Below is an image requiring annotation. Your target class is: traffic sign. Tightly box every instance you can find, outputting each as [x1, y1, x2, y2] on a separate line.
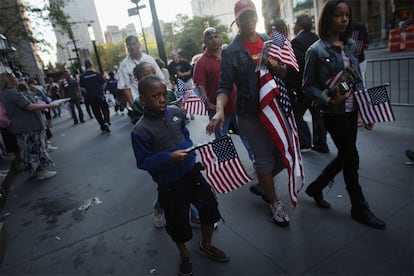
[128, 5, 146, 16]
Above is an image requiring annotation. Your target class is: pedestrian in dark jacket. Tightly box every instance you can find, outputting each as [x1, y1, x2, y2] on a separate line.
[302, 0, 385, 229]
[131, 75, 228, 276]
[60, 71, 84, 125]
[285, 14, 329, 153]
[80, 60, 110, 133]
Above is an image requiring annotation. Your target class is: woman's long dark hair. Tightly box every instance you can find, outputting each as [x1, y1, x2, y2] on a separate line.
[318, 0, 353, 41]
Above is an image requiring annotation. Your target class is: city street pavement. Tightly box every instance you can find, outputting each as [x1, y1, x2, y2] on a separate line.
[0, 101, 412, 275]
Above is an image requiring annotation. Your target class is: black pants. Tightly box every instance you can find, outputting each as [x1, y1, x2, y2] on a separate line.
[313, 111, 360, 194]
[69, 99, 84, 123]
[115, 90, 127, 112]
[89, 96, 110, 129]
[158, 165, 220, 243]
[84, 99, 94, 118]
[293, 96, 327, 149]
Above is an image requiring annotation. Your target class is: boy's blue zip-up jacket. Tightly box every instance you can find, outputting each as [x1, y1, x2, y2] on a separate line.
[131, 105, 196, 185]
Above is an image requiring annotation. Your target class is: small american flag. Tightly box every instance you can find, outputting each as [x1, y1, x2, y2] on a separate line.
[354, 85, 395, 124]
[176, 78, 207, 116]
[267, 30, 299, 72]
[198, 136, 252, 194]
[352, 30, 364, 55]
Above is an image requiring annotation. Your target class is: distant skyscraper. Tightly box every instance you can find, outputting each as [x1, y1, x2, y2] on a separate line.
[104, 24, 139, 44]
[105, 26, 123, 44]
[54, 0, 104, 67]
[191, 0, 235, 35]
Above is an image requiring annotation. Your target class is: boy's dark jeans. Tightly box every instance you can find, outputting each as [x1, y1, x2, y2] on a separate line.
[158, 163, 220, 243]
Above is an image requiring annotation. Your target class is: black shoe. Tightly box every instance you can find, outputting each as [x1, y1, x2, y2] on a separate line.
[305, 186, 331, 209]
[312, 145, 329, 153]
[405, 150, 414, 161]
[351, 208, 386, 229]
[249, 183, 270, 203]
[104, 123, 111, 132]
[80, 120, 85, 123]
[74, 121, 78, 125]
[199, 242, 229, 262]
[179, 257, 193, 276]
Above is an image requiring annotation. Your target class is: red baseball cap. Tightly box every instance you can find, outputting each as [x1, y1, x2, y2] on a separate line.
[234, 0, 256, 19]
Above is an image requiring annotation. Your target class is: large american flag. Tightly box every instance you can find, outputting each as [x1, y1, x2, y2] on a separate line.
[258, 30, 304, 206]
[267, 30, 299, 72]
[176, 78, 207, 115]
[354, 85, 395, 124]
[198, 136, 252, 194]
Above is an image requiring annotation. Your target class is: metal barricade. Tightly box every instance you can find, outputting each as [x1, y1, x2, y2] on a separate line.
[366, 56, 414, 106]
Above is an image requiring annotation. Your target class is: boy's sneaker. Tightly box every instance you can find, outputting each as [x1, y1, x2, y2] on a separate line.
[36, 170, 57, 181]
[179, 257, 193, 276]
[153, 209, 166, 228]
[47, 145, 58, 152]
[270, 201, 289, 227]
[199, 242, 229, 262]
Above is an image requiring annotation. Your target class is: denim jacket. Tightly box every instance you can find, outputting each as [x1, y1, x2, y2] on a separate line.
[218, 33, 269, 115]
[303, 38, 363, 113]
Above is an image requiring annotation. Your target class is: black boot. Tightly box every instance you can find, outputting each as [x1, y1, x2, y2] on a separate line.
[305, 183, 331, 209]
[349, 189, 386, 229]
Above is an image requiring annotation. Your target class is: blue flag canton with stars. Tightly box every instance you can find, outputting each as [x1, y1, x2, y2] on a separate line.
[271, 30, 286, 49]
[176, 78, 188, 93]
[212, 137, 238, 163]
[274, 76, 291, 117]
[367, 86, 389, 105]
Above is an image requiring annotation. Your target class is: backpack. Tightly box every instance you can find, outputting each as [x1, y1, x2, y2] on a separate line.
[0, 101, 11, 128]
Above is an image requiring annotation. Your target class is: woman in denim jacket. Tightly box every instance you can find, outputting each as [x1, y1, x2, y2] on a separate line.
[302, 0, 385, 229]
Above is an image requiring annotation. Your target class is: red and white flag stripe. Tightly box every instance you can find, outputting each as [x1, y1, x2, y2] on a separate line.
[259, 69, 304, 206]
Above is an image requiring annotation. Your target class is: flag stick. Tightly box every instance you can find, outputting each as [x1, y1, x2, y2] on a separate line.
[187, 131, 233, 152]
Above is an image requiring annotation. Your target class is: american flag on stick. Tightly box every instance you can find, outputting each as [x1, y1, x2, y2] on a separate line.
[354, 85, 395, 124]
[258, 30, 304, 206]
[267, 30, 299, 72]
[176, 78, 207, 116]
[196, 135, 252, 194]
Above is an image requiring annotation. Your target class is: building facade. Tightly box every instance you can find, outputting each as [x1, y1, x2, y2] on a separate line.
[0, 0, 45, 82]
[54, 0, 104, 70]
[263, 0, 413, 47]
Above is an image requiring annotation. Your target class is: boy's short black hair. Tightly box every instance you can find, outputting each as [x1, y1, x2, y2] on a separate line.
[138, 75, 163, 96]
[133, 62, 151, 80]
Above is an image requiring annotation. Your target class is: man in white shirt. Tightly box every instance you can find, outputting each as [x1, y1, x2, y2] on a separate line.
[117, 35, 164, 106]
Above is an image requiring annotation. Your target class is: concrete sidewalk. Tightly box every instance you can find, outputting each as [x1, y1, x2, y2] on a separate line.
[0, 104, 412, 275]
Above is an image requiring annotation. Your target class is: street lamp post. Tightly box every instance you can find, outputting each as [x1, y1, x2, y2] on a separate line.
[88, 24, 103, 74]
[129, 0, 149, 53]
[149, 0, 167, 64]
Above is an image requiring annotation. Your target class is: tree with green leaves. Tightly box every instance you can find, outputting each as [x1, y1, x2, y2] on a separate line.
[0, 0, 71, 57]
[163, 14, 230, 61]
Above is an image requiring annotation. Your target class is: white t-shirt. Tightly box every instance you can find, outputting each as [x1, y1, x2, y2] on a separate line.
[117, 53, 164, 100]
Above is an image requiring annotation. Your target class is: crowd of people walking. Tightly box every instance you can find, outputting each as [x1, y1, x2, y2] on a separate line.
[0, 1, 393, 275]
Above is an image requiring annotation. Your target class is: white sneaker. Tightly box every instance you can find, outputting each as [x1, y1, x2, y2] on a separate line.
[153, 209, 166, 228]
[270, 201, 289, 226]
[47, 145, 58, 152]
[36, 170, 57, 180]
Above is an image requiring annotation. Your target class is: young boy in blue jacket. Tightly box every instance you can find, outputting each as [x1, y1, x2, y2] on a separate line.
[131, 75, 228, 276]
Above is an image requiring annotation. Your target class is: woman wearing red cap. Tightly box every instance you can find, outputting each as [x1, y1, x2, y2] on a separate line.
[207, 0, 290, 227]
